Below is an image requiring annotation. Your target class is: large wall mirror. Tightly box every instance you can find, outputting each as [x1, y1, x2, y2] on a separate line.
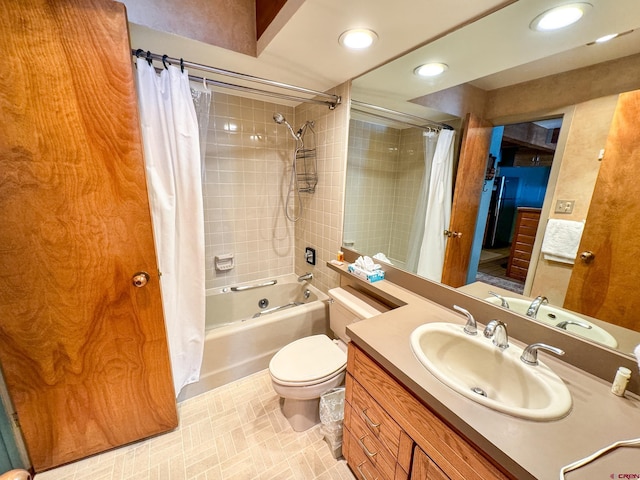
[344, 0, 640, 358]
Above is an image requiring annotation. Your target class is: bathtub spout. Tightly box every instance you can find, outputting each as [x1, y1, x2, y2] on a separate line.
[297, 272, 313, 282]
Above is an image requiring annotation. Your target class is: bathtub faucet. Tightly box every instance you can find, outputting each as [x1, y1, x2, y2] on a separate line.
[297, 272, 313, 282]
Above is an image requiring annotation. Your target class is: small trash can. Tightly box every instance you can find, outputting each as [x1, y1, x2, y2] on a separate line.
[319, 387, 345, 458]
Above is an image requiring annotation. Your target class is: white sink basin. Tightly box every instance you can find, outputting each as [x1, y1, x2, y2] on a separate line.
[410, 322, 572, 421]
[484, 296, 618, 348]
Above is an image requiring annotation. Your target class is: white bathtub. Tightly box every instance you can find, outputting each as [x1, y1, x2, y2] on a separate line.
[177, 274, 330, 402]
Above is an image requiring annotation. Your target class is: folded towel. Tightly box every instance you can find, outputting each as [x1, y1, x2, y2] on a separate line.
[373, 252, 392, 265]
[540, 218, 585, 264]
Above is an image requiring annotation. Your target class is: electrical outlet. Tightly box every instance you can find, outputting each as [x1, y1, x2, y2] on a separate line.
[554, 200, 575, 214]
[305, 247, 316, 265]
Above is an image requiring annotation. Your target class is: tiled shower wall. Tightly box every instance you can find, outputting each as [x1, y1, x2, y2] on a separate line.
[388, 127, 425, 262]
[344, 119, 400, 256]
[344, 119, 425, 264]
[203, 84, 350, 294]
[203, 93, 297, 290]
[294, 83, 350, 294]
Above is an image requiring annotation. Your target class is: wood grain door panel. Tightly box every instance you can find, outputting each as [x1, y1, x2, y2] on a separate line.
[441, 114, 493, 287]
[0, 0, 177, 471]
[564, 90, 640, 331]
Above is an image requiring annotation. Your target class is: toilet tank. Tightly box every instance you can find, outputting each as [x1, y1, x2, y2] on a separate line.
[328, 286, 386, 343]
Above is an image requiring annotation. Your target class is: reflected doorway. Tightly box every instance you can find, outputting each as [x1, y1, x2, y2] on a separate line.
[469, 117, 563, 293]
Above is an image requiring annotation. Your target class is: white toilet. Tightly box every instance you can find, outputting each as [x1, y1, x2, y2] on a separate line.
[269, 286, 384, 431]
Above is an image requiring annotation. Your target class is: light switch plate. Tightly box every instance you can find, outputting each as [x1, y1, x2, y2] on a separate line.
[555, 200, 575, 214]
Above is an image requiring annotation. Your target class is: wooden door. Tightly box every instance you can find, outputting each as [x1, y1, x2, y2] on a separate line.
[0, 0, 178, 471]
[563, 90, 640, 331]
[441, 114, 493, 287]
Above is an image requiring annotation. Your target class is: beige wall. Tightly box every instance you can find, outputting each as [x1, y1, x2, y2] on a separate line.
[528, 95, 619, 304]
[122, 0, 257, 56]
[293, 83, 351, 294]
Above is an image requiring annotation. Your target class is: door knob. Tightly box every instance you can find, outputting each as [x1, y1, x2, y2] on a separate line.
[579, 251, 595, 263]
[132, 271, 150, 287]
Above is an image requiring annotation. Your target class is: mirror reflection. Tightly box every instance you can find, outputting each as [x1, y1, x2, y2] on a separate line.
[344, 0, 640, 355]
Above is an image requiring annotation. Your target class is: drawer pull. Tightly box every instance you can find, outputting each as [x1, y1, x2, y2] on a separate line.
[361, 408, 381, 431]
[357, 460, 379, 480]
[358, 435, 377, 458]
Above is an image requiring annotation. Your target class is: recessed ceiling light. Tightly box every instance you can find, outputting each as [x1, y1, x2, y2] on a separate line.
[594, 33, 619, 43]
[587, 29, 634, 45]
[530, 3, 592, 32]
[414, 63, 448, 78]
[338, 29, 378, 50]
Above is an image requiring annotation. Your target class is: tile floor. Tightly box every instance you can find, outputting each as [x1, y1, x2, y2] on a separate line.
[34, 370, 356, 480]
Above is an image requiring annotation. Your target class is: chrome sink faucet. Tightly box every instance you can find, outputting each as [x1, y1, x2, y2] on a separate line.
[483, 320, 509, 351]
[526, 295, 548, 318]
[520, 343, 565, 366]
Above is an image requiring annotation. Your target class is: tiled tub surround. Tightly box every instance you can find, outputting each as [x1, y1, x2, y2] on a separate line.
[34, 370, 355, 480]
[203, 83, 351, 296]
[177, 274, 330, 402]
[203, 93, 297, 290]
[344, 119, 425, 264]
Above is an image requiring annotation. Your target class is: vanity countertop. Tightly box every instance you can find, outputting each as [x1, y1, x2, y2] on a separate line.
[341, 274, 640, 479]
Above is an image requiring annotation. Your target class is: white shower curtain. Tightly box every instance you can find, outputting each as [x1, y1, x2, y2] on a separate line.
[405, 131, 438, 272]
[135, 58, 205, 397]
[416, 129, 455, 282]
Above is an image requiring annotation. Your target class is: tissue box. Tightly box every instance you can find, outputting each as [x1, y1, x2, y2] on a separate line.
[347, 264, 385, 283]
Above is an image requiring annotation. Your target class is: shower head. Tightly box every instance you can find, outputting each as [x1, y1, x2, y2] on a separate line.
[273, 112, 299, 140]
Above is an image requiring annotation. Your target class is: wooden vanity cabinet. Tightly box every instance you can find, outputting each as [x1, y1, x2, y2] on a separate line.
[344, 343, 512, 480]
[411, 446, 449, 480]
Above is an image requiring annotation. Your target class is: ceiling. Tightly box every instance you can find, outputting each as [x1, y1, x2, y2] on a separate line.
[129, 0, 640, 119]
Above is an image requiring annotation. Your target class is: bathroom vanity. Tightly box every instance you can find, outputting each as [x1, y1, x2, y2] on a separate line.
[331, 265, 640, 479]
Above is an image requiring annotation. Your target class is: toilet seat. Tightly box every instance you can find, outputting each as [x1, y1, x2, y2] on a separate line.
[269, 334, 347, 387]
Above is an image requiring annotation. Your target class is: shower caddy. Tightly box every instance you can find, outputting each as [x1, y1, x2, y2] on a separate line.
[295, 121, 317, 194]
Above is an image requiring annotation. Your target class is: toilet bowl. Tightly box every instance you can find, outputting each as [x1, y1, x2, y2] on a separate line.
[269, 334, 347, 431]
[269, 286, 384, 431]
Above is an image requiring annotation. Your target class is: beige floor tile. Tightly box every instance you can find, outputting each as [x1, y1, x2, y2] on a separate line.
[33, 370, 355, 480]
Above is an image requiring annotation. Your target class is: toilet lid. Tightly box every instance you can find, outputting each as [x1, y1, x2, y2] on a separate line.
[269, 334, 347, 384]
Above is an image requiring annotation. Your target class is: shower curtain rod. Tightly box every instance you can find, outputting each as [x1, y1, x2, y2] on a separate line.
[351, 107, 442, 132]
[351, 100, 453, 130]
[132, 49, 341, 109]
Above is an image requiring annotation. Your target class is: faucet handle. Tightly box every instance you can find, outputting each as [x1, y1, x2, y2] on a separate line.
[488, 291, 509, 308]
[520, 343, 565, 366]
[453, 305, 477, 336]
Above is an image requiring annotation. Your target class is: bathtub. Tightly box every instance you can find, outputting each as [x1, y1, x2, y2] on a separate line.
[177, 274, 330, 402]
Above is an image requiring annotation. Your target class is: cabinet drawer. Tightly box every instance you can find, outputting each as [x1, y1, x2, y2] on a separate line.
[344, 425, 392, 480]
[345, 401, 397, 480]
[349, 375, 402, 457]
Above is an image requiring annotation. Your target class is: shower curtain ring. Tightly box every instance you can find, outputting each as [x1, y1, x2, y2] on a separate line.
[162, 54, 170, 69]
[180, 58, 184, 73]
[146, 50, 153, 66]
